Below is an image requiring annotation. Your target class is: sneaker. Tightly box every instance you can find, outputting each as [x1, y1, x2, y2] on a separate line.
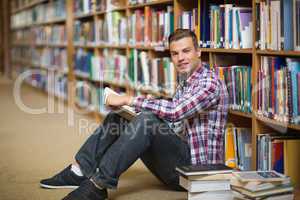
[62, 179, 108, 200]
[40, 165, 87, 189]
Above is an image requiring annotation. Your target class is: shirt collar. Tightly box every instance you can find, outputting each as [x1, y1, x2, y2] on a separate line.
[186, 62, 205, 85]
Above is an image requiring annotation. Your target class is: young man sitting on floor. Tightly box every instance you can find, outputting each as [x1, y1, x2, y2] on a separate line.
[40, 29, 229, 200]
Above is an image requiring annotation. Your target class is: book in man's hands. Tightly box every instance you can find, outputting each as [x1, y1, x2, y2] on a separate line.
[104, 87, 139, 120]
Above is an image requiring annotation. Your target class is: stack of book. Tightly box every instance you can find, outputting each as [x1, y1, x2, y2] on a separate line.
[176, 164, 234, 200]
[231, 171, 294, 200]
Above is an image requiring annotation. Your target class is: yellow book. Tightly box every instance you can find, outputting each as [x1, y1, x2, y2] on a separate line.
[225, 125, 237, 168]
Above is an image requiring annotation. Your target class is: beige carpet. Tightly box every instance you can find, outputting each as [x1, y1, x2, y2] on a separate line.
[0, 77, 186, 200]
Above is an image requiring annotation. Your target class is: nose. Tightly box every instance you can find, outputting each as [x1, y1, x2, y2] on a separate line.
[178, 52, 184, 61]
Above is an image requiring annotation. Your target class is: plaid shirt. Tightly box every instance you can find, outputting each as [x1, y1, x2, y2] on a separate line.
[133, 63, 229, 165]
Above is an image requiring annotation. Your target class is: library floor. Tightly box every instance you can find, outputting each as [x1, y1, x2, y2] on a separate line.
[0, 76, 186, 200]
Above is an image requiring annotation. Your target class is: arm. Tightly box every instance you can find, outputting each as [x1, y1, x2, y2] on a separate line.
[105, 93, 134, 107]
[133, 78, 220, 122]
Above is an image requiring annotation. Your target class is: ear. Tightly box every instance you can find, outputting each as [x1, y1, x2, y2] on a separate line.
[197, 49, 201, 58]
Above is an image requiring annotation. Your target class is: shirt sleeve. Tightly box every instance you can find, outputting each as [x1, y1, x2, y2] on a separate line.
[132, 77, 220, 122]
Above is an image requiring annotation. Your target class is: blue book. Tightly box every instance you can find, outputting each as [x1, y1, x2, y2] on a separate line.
[283, 0, 294, 50]
[286, 58, 300, 121]
[228, 8, 233, 48]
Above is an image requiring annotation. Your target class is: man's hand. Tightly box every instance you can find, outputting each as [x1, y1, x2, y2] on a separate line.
[106, 93, 134, 107]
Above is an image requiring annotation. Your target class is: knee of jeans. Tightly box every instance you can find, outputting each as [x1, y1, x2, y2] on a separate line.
[106, 111, 119, 119]
[104, 111, 123, 124]
[136, 110, 160, 122]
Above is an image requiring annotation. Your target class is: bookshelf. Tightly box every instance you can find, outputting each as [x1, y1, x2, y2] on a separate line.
[9, 0, 300, 190]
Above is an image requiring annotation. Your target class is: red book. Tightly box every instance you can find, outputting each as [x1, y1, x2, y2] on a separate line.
[271, 140, 284, 174]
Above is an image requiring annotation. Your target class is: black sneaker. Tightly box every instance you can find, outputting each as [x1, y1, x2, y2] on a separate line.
[40, 165, 87, 189]
[62, 179, 108, 200]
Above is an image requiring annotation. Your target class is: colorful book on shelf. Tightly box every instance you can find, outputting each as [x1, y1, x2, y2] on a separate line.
[225, 125, 237, 168]
[215, 65, 252, 113]
[258, 57, 300, 124]
[104, 87, 139, 119]
[257, 133, 300, 172]
[257, 0, 299, 51]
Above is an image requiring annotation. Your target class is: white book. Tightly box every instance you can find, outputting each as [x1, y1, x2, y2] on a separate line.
[187, 190, 233, 200]
[179, 176, 231, 193]
[104, 87, 139, 120]
[224, 4, 233, 49]
[139, 51, 150, 86]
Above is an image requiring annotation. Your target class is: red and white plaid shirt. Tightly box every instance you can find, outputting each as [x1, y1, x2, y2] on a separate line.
[133, 63, 229, 165]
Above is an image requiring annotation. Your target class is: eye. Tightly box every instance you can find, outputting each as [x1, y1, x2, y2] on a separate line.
[183, 48, 191, 53]
[171, 52, 178, 56]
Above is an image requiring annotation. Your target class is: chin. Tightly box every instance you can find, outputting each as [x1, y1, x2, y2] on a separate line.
[178, 69, 191, 74]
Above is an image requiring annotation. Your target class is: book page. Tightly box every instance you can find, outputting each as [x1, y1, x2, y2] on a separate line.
[104, 87, 139, 119]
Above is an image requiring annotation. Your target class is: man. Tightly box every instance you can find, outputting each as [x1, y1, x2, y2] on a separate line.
[40, 29, 229, 200]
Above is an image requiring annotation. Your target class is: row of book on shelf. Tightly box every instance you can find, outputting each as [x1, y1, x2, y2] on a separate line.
[258, 57, 300, 124]
[224, 124, 300, 173]
[73, 5, 174, 47]
[16, 66, 68, 100]
[198, 3, 253, 49]
[74, 48, 176, 94]
[11, 0, 300, 52]
[256, 0, 300, 51]
[12, 25, 67, 45]
[11, 0, 161, 14]
[12, 46, 68, 73]
[11, 0, 66, 28]
[215, 65, 252, 113]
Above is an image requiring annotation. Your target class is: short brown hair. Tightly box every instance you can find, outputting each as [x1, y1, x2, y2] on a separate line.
[168, 29, 198, 49]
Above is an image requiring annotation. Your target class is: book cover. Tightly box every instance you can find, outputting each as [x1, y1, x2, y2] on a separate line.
[271, 140, 284, 173]
[176, 164, 233, 176]
[284, 0, 294, 50]
[233, 171, 289, 182]
[225, 126, 237, 168]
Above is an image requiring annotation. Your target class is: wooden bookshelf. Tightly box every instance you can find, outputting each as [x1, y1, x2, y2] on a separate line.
[255, 114, 300, 132]
[256, 50, 300, 57]
[229, 109, 252, 119]
[200, 48, 253, 54]
[13, 42, 67, 48]
[11, 0, 47, 14]
[9, 0, 300, 192]
[127, 0, 173, 9]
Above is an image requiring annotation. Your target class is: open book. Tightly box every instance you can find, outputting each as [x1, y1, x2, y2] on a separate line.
[104, 87, 139, 120]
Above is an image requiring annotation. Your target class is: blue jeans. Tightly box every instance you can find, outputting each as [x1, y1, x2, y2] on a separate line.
[75, 111, 191, 190]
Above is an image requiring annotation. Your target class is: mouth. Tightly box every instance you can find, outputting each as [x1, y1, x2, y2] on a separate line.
[178, 63, 189, 68]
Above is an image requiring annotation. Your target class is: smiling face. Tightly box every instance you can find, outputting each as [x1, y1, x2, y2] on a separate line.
[169, 36, 201, 75]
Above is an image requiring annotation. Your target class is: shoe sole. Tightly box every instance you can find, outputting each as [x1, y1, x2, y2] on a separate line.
[40, 183, 79, 189]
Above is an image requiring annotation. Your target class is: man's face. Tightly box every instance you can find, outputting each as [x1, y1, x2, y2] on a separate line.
[169, 37, 200, 75]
